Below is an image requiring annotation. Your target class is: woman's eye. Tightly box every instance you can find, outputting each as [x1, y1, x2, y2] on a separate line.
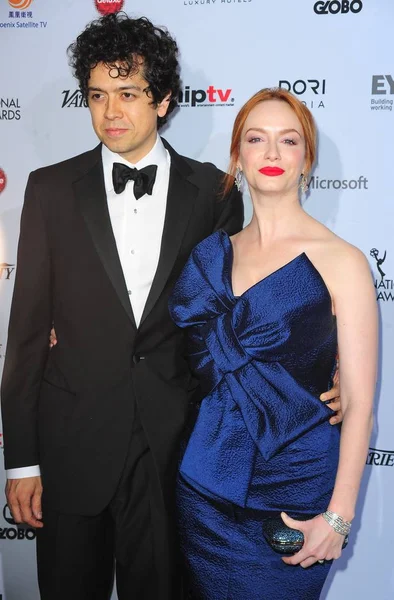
[283, 138, 296, 145]
[248, 137, 263, 143]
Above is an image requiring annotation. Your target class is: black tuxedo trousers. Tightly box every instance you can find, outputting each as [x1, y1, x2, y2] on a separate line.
[1, 139, 243, 599]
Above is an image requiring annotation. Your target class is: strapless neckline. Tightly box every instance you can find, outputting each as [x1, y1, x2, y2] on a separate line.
[220, 230, 333, 312]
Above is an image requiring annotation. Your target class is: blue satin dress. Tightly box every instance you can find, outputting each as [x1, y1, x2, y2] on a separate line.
[169, 230, 339, 600]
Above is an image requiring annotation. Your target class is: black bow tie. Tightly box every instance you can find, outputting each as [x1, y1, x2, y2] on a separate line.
[112, 162, 158, 199]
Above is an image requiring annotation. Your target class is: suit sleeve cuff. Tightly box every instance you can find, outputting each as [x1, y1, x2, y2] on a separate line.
[6, 465, 41, 479]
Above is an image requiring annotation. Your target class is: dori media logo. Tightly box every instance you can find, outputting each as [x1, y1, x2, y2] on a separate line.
[178, 85, 234, 108]
[94, 0, 124, 15]
[0, 169, 7, 194]
[313, 1, 363, 13]
[279, 79, 326, 110]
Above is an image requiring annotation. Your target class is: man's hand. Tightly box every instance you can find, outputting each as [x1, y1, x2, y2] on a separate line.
[320, 367, 343, 425]
[6, 476, 44, 528]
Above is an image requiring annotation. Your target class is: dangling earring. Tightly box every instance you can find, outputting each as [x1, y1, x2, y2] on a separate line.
[300, 173, 308, 193]
[235, 167, 243, 191]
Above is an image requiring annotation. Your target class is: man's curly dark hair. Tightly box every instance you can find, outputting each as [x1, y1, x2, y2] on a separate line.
[67, 13, 180, 128]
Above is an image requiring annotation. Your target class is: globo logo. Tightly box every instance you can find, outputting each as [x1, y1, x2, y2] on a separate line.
[314, 1, 363, 13]
[94, 0, 124, 15]
[3, 505, 15, 526]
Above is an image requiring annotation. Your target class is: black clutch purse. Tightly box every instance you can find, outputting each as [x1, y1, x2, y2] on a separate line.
[262, 515, 349, 555]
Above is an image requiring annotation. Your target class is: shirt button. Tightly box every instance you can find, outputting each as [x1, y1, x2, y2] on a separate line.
[128, 290, 132, 295]
[134, 209, 138, 214]
[130, 249, 135, 255]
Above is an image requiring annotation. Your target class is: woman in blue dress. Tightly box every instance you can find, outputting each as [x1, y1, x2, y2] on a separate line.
[169, 88, 377, 600]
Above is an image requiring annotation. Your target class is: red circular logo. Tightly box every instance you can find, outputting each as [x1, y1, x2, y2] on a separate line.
[9, 0, 33, 8]
[94, 0, 124, 15]
[0, 169, 7, 194]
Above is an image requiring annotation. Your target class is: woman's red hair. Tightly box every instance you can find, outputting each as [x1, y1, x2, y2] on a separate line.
[222, 87, 317, 197]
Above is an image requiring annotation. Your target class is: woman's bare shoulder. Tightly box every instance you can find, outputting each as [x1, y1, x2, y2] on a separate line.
[306, 219, 367, 269]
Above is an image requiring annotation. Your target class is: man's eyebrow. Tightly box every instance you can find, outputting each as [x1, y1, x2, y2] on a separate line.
[87, 85, 143, 93]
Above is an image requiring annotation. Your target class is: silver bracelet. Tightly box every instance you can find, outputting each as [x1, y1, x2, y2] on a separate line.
[321, 510, 352, 536]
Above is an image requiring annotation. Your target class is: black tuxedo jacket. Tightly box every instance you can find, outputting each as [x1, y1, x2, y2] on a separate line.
[1, 138, 243, 516]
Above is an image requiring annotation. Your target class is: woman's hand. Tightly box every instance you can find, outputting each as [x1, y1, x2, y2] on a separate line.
[49, 327, 57, 348]
[280, 512, 345, 568]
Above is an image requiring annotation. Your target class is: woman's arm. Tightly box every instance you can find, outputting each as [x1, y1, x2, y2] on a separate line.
[283, 245, 378, 568]
[325, 247, 377, 521]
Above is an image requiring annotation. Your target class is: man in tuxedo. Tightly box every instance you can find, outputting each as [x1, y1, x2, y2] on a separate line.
[1, 13, 244, 600]
[1, 12, 341, 600]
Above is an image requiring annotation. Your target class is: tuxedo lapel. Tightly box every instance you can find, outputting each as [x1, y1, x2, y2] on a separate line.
[73, 146, 137, 329]
[139, 140, 198, 326]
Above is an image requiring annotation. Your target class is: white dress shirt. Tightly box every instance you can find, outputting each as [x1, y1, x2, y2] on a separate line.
[7, 135, 170, 479]
[104, 135, 170, 326]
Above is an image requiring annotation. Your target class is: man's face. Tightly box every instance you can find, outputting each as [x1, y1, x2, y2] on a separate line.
[87, 62, 170, 163]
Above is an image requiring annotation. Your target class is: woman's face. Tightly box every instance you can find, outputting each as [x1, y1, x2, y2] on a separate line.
[237, 99, 306, 197]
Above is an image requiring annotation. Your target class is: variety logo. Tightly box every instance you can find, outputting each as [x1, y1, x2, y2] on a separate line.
[309, 175, 368, 190]
[370, 75, 393, 112]
[366, 447, 394, 467]
[94, 0, 124, 15]
[61, 90, 88, 109]
[0, 263, 15, 280]
[1, 505, 36, 541]
[0, 98, 21, 121]
[314, 0, 363, 13]
[370, 248, 393, 302]
[279, 79, 326, 109]
[0, 169, 6, 194]
[178, 85, 234, 108]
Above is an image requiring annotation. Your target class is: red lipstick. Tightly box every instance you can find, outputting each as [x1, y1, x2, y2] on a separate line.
[259, 167, 285, 176]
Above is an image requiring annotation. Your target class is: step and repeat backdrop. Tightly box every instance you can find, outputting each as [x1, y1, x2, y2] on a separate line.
[0, 0, 393, 598]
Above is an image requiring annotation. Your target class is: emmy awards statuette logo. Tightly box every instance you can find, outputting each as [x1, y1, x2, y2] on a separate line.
[370, 248, 386, 282]
[370, 248, 394, 301]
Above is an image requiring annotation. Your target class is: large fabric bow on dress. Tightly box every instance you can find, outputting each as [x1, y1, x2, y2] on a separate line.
[169, 231, 337, 508]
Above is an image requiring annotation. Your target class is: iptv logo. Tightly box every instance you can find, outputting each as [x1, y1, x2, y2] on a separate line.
[178, 86, 234, 107]
[371, 75, 394, 95]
